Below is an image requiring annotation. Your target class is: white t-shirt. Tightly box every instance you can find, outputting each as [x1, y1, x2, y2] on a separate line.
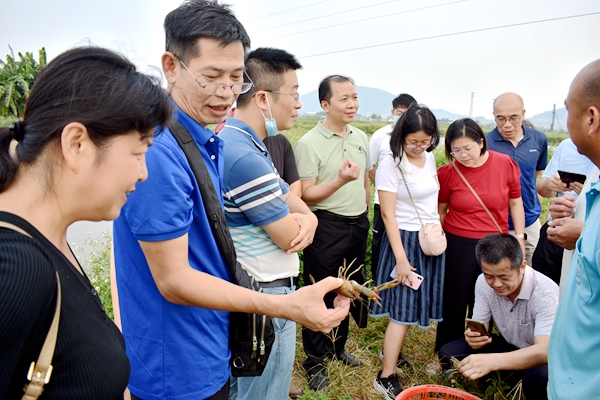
[376, 152, 440, 231]
[369, 124, 393, 205]
[472, 266, 558, 349]
[560, 165, 600, 295]
[542, 138, 594, 201]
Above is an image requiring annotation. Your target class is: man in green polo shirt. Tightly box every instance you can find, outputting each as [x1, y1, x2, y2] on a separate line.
[294, 75, 372, 391]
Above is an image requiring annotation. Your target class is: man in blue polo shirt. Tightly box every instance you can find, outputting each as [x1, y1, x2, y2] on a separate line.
[112, 3, 349, 399]
[548, 58, 600, 399]
[486, 93, 548, 267]
[219, 47, 315, 400]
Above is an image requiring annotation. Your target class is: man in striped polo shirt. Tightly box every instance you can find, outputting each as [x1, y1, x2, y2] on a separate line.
[219, 47, 316, 400]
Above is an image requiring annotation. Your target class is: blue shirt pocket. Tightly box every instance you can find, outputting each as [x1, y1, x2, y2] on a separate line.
[574, 243, 593, 303]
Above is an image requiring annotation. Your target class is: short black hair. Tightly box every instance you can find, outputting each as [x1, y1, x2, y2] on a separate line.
[475, 234, 524, 270]
[237, 47, 302, 109]
[318, 74, 355, 105]
[392, 93, 416, 110]
[444, 118, 487, 161]
[389, 103, 440, 161]
[164, 0, 251, 63]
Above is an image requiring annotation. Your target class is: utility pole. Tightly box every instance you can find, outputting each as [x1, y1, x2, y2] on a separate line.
[469, 92, 474, 118]
[551, 103, 556, 131]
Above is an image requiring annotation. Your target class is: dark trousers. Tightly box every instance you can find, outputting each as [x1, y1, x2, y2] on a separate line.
[532, 222, 563, 285]
[439, 335, 548, 400]
[302, 210, 369, 373]
[370, 204, 385, 280]
[130, 379, 230, 400]
[435, 231, 481, 352]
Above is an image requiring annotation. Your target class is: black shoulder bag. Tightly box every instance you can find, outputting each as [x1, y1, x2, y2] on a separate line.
[168, 120, 275, 377]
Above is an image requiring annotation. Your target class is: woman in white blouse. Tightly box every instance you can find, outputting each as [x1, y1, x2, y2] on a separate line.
[371, 104, 445, 399]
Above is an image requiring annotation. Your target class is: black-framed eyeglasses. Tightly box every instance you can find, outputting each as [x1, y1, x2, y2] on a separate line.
[262, 89, 301, 103]
[176, 56, 254, 95]
[494, 114, 522, 124]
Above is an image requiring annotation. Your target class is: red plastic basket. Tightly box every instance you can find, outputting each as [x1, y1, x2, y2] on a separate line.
[397, 385, 482, 400]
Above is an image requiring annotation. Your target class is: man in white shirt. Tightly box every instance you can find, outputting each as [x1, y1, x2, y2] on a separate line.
[439, 234, 558, 400]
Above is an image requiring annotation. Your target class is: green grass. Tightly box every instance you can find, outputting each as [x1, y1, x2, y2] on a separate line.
[77, 115, 567, 399]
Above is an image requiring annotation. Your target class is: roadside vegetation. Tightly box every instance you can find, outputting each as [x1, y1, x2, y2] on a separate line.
[0, 46, 46, 117]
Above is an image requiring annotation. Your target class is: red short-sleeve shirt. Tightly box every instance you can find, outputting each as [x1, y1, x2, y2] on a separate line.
[438, 150, 521, 239]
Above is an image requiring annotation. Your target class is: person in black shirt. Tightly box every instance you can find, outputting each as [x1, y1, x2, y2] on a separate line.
[0, 47, 172, 399]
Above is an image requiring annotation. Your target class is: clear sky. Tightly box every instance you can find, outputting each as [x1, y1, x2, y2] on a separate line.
[2, 0, 599, 118]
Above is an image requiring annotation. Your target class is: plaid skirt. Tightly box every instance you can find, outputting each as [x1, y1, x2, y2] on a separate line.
[370, 229, 445, 328]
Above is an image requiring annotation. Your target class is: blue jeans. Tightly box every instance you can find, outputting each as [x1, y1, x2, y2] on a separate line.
[229, 285, 296, 400]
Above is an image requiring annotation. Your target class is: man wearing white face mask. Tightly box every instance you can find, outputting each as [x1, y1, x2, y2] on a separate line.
[369, 93, 417, 278]
[218, 47, 316, 400]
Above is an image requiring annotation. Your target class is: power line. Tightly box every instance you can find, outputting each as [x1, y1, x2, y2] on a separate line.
[274, 0, 468, 39]
[299, 11, 600, 59]
[248, 0, 332, 22]
[258, 0, 403, 32]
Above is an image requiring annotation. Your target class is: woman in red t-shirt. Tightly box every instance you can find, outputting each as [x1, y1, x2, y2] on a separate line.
[434, 118, 526, 352]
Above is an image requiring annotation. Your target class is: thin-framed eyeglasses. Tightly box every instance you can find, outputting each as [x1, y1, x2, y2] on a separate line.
[262, 89, 301, 103]
[450, 146, 476, 157]
[405, 142, 431, 149]
[176, 56, 254, 95]
[494, 114, 522, 124]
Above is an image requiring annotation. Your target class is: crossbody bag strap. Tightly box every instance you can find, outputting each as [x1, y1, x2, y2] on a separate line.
[397, 165, 423, 225]
[168, 120, 237, 271]
[0, 221, 62, 400]
[451, 161, 503, 233]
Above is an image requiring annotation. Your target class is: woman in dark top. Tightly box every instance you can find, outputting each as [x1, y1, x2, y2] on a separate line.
[0, 47, 172, 399]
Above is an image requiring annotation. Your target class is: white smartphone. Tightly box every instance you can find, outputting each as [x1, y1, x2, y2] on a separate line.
[390, 267, 424, 290]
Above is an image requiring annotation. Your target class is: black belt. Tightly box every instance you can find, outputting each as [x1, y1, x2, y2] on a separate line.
[314, 209, 368, 224]
[258, 276, 297, 288]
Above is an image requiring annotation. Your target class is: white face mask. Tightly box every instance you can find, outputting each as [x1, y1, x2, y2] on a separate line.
[260, 94, 278, 137]
[393, 115, 401, 125]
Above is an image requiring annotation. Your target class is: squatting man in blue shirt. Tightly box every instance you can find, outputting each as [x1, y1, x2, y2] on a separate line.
[439, 233, 558, 400]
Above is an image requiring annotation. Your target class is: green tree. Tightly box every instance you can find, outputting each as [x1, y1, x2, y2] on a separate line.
[0, 46, 46, 118]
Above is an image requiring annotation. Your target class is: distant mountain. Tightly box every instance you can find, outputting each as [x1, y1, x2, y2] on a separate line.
[299, 86, 472, 121]
[431, 109, 467, 121]
[528, 108, 567, 131]
[298, 85, 567, 131]
[299, 86, 395, 118]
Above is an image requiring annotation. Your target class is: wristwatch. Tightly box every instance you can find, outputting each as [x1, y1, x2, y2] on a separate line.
[514, 233, 527, 240]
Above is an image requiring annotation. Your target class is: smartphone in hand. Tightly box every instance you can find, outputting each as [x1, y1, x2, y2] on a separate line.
[390, 267, 424, 290]
[558, 170, 587, 186]
[466, 318, 489, 337]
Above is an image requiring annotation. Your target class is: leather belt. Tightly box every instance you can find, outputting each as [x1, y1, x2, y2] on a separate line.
[258, 276, 297, 288]
[314, 209, 368, 224]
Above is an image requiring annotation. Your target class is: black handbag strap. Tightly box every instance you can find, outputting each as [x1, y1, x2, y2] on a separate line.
[168, 120, 237, 271]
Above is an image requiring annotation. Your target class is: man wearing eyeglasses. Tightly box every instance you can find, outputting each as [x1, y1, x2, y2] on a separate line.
[218, 47, 315, 400]
[112, 3, 350, 400]
[486, 93, 548, 267]
[294, 75, 372, 391]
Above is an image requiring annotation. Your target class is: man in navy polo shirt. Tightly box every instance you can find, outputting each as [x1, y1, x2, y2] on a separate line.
[486, 93, 548, 267]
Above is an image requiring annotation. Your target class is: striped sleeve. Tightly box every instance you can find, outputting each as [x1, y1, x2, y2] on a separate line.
[224, 153, 289, 228]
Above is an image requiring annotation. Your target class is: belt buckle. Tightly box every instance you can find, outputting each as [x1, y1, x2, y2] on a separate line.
[348, 215, 359, 224]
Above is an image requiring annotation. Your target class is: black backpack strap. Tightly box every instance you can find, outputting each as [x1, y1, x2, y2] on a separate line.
[168, 120, 237, 271]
